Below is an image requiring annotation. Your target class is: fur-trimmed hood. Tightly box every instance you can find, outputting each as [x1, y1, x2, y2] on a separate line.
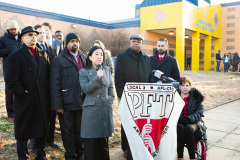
[189, 87, 204, 104]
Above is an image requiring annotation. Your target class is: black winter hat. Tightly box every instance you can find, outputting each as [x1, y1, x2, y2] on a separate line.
[19, 26, 39, 39]
[66, 32, 80, 45]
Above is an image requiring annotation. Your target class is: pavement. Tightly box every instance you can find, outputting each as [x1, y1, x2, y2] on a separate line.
[109, 99, 240, 160]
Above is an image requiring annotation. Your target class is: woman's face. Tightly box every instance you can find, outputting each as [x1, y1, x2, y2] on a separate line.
[180, 82, 191, 94]
[89, 49, 103, 67]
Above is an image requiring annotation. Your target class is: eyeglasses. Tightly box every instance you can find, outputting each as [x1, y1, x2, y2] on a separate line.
[27, 33, 37, 37]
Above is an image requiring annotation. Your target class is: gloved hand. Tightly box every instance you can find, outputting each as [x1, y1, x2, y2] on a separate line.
[178, 117, 190, 126]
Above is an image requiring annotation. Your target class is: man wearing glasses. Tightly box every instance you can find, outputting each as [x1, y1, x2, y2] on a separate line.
[6, 26, 50, 160]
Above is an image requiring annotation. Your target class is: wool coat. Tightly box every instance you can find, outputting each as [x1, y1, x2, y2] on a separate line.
[6, 43, 50, 139]
[79, 66, 114, 138]
[0, 32, 22, 79]
[115, 48, 152, 98]
[150, 53, 180, 83]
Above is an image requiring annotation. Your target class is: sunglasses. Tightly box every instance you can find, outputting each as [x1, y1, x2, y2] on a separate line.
[27, 33, 37, 37]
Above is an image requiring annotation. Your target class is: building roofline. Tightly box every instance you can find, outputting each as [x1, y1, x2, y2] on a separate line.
[221, 1, 240, 7]
[0, 2, 140, 29]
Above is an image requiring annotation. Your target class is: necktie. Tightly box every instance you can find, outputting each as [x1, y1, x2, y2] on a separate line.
[40, 43, 47, 53]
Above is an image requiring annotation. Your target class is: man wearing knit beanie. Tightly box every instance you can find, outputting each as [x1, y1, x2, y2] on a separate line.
[50, 32, 85, 160]
[0, 19, 22, 123]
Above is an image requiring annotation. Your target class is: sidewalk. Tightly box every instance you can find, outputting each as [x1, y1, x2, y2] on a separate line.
[109, 99, 240, 160]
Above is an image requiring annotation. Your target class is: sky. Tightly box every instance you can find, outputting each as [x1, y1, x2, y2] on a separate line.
[0, 0, 239, 22]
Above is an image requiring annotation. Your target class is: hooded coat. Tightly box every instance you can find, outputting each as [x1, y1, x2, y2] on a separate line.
[0, 31, 22, 79]
[179, 88, 204, 124]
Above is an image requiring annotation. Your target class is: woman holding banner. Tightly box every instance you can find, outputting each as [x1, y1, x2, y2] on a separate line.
[177, 76, 204, 160]
[79, 46, 115, 160]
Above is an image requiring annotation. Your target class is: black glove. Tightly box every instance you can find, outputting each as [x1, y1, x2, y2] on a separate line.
[178, 117, 190, 126]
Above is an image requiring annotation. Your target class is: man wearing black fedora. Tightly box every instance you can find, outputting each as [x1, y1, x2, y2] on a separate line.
[6, 26, 50, 160]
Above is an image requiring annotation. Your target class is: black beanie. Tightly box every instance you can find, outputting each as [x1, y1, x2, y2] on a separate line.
[66, 32, 80, 45]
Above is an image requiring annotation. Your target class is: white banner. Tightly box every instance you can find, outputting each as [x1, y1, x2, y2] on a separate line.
[119, 83, 184, 160]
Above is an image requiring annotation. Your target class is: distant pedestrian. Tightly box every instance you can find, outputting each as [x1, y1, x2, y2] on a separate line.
[186, 55, 191, 70]
[222, 53, 230, 72]
[0, 20, 22, 123]
[216, 50, 221, 72]
[232, 52, 239, 72]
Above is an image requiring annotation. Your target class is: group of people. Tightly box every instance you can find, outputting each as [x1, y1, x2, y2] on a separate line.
[0, 19, 205, 160]
[216, 50, 240, 72]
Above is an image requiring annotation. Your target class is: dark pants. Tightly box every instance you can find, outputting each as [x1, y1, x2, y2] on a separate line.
[224, 63, 229, 72]
[121, 125, 133, 160]
[46, 110, 56, 143]
[17, 136, 46, 160]
[84, 138, 109, 160]
[177, 123, 197, 159]
[233, 64, 238, 72]
[5, 82, 14, 118]
[58, 110, 84, 159]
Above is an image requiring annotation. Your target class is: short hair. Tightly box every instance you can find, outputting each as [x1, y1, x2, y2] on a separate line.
[55, 30, 62, 34]
[42, 22, 53, 30]
[179, 76, 192, 86]
[34, 24, 43, 30]
[92, 40, 105, 50]
[157, 38, 168, 45]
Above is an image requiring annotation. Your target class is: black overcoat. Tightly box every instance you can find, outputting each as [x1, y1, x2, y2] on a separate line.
[150, 53, 180, 82]
[115, 48, 152, 98]
[6, 43, 50, 139]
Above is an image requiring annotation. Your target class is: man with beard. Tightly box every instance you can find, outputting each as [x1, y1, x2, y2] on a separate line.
[0, 20, 22, 123]
[115, 34, 152, 160]
[6, 26, 50, 160]
[150, 38, 180, 82]
[50, 32, 85, 160]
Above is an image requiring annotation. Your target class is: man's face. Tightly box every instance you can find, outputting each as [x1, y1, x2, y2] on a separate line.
[67, 39, 79, 53]
[55, 32, 63, 41]
[157, 41, 168, 55]
[42, 25, 52, 39]
[8, 28, 19, 36]
[22, 32, 37, 47]
[36, 28, 46, 43]
[130, 39, 143, 53]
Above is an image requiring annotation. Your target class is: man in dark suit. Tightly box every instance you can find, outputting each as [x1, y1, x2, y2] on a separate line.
[115, 34, 152, 160]
[6, 26, 50, 160]
[42, 22, 63, 55]
[150, 38, 180, 82]
[50, 32, 85, 160]
[34, 24, 59, 149]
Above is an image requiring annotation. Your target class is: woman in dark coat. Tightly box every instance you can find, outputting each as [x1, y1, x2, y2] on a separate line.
[177, 76, 204, 160]
[79, 46, 115, 160]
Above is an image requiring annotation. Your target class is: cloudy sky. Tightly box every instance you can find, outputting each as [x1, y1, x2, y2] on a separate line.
[0, 0, 238, 22]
